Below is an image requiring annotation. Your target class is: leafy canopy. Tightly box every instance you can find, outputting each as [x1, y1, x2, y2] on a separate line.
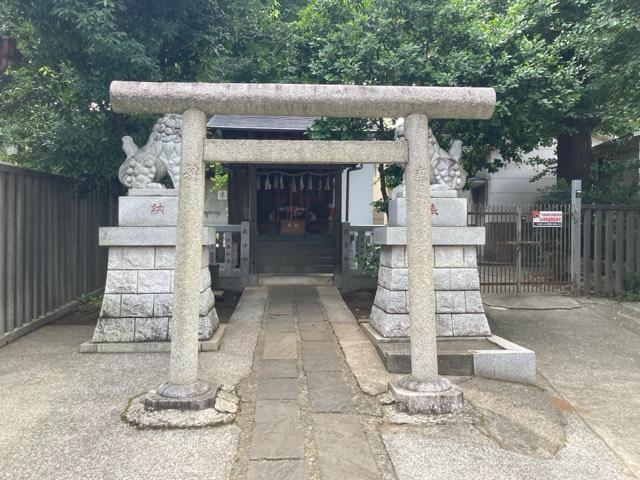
[1, 0, 638, 194]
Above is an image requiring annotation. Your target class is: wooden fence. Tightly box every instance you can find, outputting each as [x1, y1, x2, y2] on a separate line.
[0, 164, 111, 347]
[582, 205, 640, 295]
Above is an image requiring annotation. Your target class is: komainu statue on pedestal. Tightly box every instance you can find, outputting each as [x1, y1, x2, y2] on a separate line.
[395, 118, 466, 190]
[118, 114, 183, 189]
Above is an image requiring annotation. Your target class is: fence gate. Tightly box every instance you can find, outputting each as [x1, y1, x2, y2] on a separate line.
[468, 204, 572, 293]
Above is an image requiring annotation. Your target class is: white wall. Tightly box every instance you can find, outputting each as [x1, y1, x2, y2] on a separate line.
[341, 164, 374, 224]
[468, 146, 557, 206]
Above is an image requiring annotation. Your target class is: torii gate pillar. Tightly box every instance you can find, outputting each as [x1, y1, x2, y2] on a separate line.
[388, 113, 463, 414]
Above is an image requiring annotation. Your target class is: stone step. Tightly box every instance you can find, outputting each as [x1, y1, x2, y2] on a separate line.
[256, 249, 334, 257]
[257, 266, 334, 275]
[258, 274, 334, 286]
[257, 245, 334, 254]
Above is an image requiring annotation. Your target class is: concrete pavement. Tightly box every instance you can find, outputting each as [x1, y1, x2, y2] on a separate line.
[486, 294, 640, 478]
[0, 288, 638, 479]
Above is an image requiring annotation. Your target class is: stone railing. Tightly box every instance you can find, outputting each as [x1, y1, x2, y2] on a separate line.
[341, 223, 376, 275]
[208, 222, 250, 285]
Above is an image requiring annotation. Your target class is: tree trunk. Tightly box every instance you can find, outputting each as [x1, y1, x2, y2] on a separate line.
[378, 163, 388, 203]
[556, 121, 593, 184]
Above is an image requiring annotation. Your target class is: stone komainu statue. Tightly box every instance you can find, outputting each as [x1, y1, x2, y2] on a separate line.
[118, 114, 183, 189]
[395, 118, 466, 190]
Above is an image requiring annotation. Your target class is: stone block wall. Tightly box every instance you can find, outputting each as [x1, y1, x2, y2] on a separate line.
[93, 245, 218, 342]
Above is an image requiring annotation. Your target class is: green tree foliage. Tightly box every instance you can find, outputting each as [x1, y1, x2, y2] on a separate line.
[0, 0, 266, 189]
[281, 0, 581, 178]
[1, 0, 637, 194]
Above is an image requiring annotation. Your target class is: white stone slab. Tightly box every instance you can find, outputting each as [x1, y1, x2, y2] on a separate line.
[100, 294, 121, 317]
[128, 189, 179, 197]
[378, 265, 408, 290]
[436, 314, 453, 336]
[370, 305, 410, 337]
[379, 245, 407, 268]
[138, 270, 172, 293]
[431, 197, 467, 227]
[105, 270, 138, 294]
[434, 246, 464, 267]
[431, 186, 458, 198]
[389, 196, 467, 227]
[435, 291, 466, 313]
[473, 335, 536, 384]
[388, 198, 406, 227]
[373, 226, 406, 245]
[451, 313, 490, 336]
[121, 294, 154, 317]
[99, 227, 216, 246]
[374, 286, 407, 314]
[373, 226, 485, 246]
[119, 195, 179, 226]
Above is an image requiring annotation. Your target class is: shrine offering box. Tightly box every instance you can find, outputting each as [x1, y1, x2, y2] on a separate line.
[280, 219, 305, 235]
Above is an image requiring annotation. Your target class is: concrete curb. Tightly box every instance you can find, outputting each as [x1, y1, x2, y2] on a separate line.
[361, 322, 536, 384]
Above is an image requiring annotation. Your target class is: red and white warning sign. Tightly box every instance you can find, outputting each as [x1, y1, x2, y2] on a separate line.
[532, 210, 563, 227]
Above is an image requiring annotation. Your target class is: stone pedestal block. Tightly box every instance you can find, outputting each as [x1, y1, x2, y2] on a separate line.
[369, 189, 490, 340]
[91, 191, 219, 346]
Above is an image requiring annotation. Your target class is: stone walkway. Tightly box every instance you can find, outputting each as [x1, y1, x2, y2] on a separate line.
[231, 286, 395, 480]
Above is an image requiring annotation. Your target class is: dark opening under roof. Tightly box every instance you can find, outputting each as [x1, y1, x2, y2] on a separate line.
[207, 115, 318, 132]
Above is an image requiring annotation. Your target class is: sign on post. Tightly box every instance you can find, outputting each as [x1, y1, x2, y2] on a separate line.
[532, 210, 563, 228]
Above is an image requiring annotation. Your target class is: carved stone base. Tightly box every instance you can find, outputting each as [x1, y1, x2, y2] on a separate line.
[389, 375, 463, 415]
[144, 381, 218, 411]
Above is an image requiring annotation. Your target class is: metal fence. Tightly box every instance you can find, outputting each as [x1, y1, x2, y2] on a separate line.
[582, 205, 640, 295]
[468, 204, 572, 293]
[0, 164, 110, 347]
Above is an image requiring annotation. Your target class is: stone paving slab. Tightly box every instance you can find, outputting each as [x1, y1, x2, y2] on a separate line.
[297, 313, 328, 323]
[254, 400, 300, 425]
[264, 321, 296, 333]
[312, 413, 382, 480]
[301, 341, 342, 371]
[247, 460, 306, 480]
[307, 371, 355, 413]
[257, 378, 299, 400]
[250, 430, 305, 460]
[263, 333, 297, 360]
[300, 328, 333, 342]
[298, 322, 330, 334]
[261, 359, 298, 378]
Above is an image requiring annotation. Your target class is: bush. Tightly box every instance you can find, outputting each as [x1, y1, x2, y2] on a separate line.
[358, 243, 380, 278]
[621, 273, 640, 301]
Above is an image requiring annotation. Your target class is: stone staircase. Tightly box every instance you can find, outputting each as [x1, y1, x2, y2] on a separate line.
[256, 235, 335, 275]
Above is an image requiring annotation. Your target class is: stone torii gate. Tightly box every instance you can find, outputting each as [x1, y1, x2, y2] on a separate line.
[110, 81, 495, 414]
